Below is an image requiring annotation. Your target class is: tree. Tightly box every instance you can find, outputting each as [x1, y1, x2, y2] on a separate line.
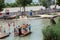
[16, 0, 32, 15]
[39, 0, 52, 14]
[5, 3, 18, 7]
[51, 0, 55, 5]
[39, 0, 52, 8]
[57, 0, 60, 6]
[0, 0, 5, 11]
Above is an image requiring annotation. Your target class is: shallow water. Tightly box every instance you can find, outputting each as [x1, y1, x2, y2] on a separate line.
[0, 18, 50, 40]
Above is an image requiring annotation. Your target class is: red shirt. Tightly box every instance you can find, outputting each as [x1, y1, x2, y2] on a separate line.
[0, 12, 2, 15]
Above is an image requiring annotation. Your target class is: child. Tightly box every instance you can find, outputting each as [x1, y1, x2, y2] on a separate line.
[28, 24, 31, 32]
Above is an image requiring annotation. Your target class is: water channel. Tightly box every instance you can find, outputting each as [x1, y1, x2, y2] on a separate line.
[0, 18, 50, 40]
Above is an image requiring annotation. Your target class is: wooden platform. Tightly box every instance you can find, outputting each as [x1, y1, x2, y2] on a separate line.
[20, 32, 32, 37]
[0, 33, 9, 39]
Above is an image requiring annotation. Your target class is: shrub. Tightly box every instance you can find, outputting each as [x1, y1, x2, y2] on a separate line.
[42, 18, 60, 40]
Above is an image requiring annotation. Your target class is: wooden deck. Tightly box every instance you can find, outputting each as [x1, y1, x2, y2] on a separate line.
[0, 33, 9, 39]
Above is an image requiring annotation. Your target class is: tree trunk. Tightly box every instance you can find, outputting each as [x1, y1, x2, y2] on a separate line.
[20, 6, 21, 12]
[54, 0, 56, 15]
[23, 6, 25, 15]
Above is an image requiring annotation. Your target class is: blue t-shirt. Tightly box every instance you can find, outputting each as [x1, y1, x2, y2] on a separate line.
[30, 11, 32, 16]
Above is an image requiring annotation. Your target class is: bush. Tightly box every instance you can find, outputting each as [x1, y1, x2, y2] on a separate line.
[16, 16, 19, 19]
[42, 18, 60, 40]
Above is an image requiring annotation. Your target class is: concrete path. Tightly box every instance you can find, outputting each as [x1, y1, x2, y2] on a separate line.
[33, 14, 58, 19]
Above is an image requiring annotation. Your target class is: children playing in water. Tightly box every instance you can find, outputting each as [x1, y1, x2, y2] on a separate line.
[20, 24, 31, 35]
[21, 24, 28, 35]
[28, 24, 31, 32]
[7, 22, 31, 36]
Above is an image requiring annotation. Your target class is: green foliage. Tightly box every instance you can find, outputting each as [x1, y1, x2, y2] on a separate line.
[5, 3, 18, 7]
[41, 0, 47, 8]
[42, 18, 60, 40]
[16, 0, 32, 15]
[0, 0, 5, 11]
[5, 3, 39, 7]
[39, 0, 52, 8]
[42, 26, 58, 40]
[30, 3, 39, 6]
[52, 1, 55, 5]
[16, 0, 32, 7]
[57, 0, 60, 6]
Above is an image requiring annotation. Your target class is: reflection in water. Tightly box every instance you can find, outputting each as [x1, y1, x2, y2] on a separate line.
[0, 18, 50, 40]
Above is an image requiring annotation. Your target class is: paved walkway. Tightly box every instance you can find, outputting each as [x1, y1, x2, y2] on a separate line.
[33, 14, 58, 19]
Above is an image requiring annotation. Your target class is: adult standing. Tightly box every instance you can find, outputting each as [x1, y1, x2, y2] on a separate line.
[5, 9, 9, 15]
[30, 10, 32, 16]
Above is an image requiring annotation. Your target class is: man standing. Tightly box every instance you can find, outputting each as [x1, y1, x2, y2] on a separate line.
[30, 10, 32, 16]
